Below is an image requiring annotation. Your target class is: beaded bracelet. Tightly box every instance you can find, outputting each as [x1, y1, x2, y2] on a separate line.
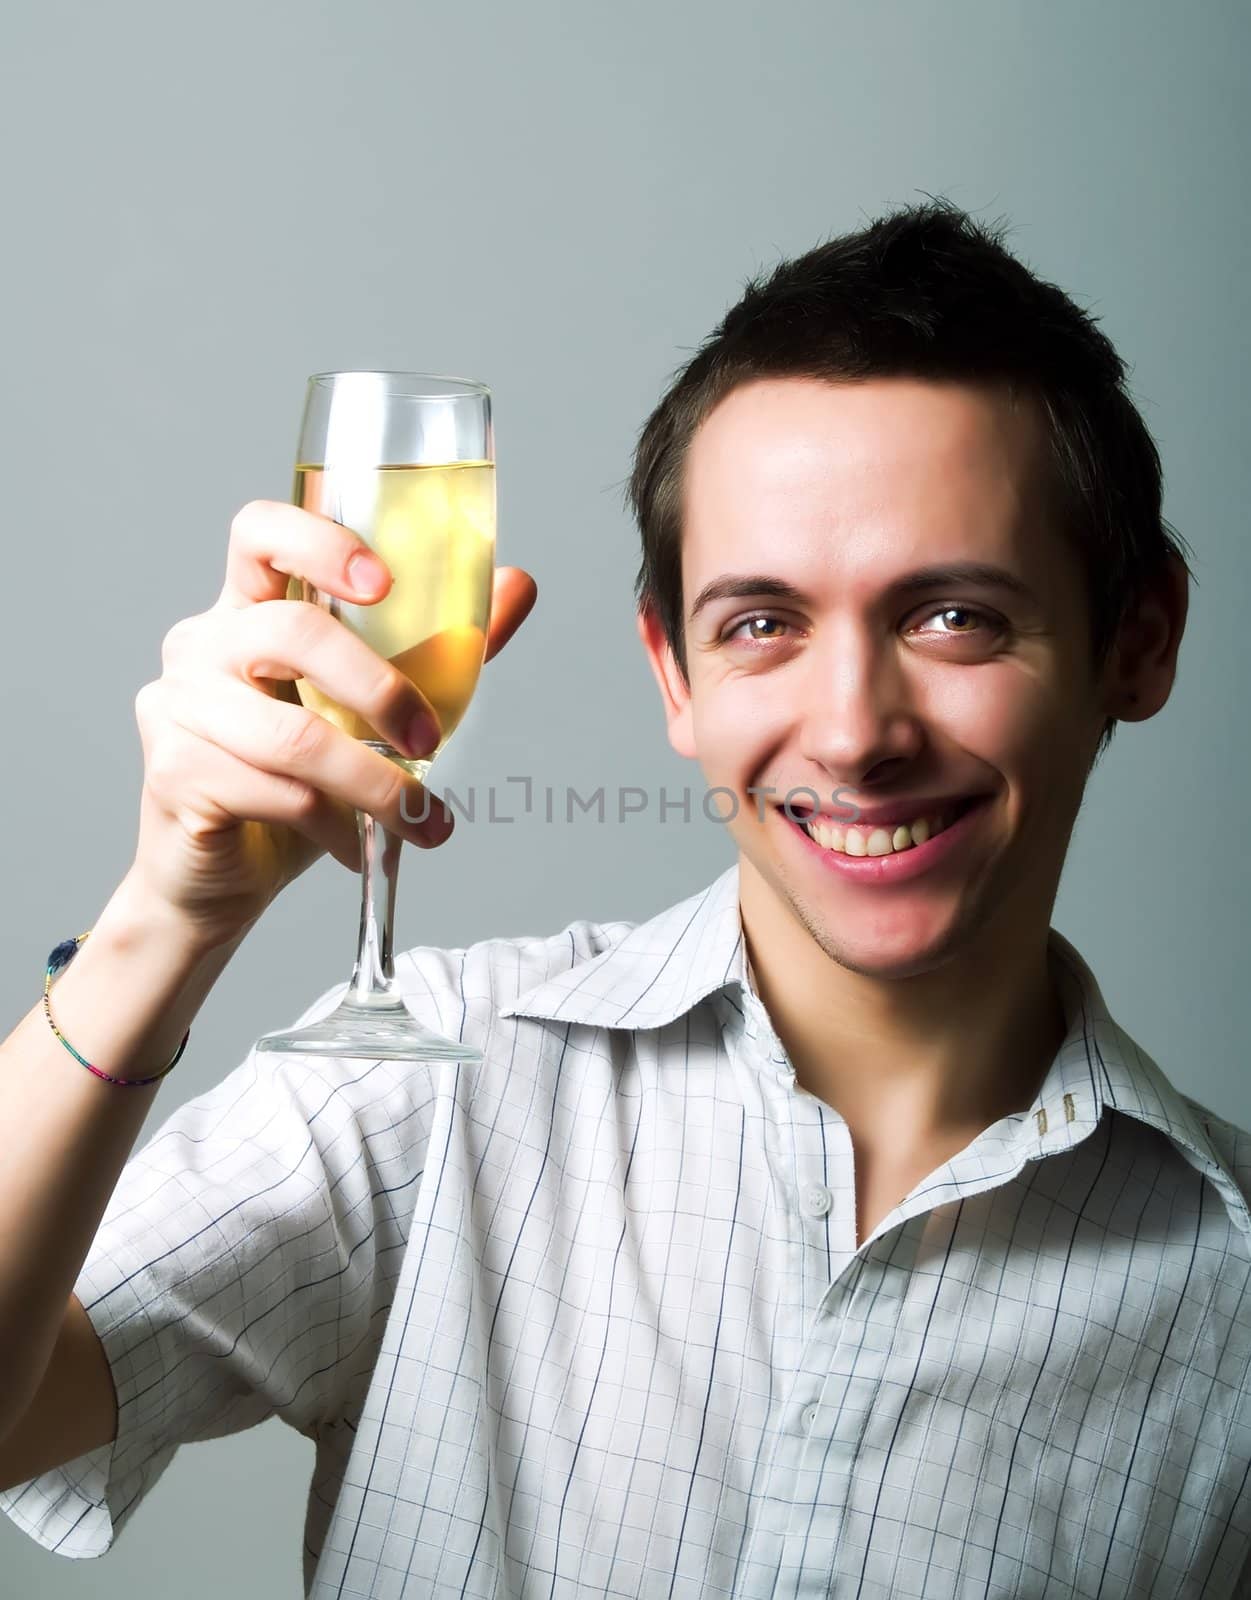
[44, 932, 190, 1088]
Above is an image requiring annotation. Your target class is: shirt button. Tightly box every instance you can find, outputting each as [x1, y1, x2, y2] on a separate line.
[803, 1184, 833, 1217]
[801, 1402, 820, 1432]
[774, 1067, 794, 1089]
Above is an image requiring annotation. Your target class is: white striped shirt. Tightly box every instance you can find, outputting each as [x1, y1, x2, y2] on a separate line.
[5, 861, 1251, 1597]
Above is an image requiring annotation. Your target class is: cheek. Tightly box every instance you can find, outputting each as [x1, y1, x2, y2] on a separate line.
[689, 677, 784, 781]
[959, 670, 1091, 817]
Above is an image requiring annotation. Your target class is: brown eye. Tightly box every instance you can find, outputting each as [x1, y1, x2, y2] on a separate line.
[915, 604, 1001, 637]
[726, 615, 791, 642]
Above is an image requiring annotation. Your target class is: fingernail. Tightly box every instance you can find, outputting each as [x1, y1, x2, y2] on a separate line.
[348, 550, 388, 594]
[417, 797, 453, 844]
[403, 710, 441, 758]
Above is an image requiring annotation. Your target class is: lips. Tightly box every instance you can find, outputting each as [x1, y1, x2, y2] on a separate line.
[777, 791, 993, 884]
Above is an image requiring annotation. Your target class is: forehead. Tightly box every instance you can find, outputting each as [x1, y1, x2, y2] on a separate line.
[680, 375, 1056, 581]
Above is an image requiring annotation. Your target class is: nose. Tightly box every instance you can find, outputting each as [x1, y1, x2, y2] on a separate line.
[797, 624, 923, 784]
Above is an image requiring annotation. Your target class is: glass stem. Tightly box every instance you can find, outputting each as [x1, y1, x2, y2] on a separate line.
[347, 807, 405, 1009]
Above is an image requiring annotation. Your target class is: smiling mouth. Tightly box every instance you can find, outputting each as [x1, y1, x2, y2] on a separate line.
[783, 795, 985, 858]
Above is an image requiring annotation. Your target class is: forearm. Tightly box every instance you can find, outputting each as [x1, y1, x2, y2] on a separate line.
[0, 871, 246, 1441]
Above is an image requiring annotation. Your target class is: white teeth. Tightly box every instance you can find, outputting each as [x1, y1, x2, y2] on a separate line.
[800, 803, 964, 856]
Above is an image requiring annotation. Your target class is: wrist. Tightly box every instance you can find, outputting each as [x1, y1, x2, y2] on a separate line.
[98, 868, 253, 970]
[36, 871, 243, 1090]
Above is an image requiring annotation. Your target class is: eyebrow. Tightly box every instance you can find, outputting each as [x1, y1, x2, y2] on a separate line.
[687, 562, 1041, 622]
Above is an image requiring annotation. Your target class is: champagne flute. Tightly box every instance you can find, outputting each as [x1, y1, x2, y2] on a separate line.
[255, 372, 494, 1062]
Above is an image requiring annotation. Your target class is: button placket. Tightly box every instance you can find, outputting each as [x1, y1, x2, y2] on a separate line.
[767, 1032, 795, 1090]
[744, 1001, 796, 1091]
[754, 1254, 906, 1585]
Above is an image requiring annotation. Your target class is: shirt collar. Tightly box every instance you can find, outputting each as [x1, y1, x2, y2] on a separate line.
[1042, 930, 1251, 1247]
[499, 864, 747, 1032]
[499, 861, 1251, 1245]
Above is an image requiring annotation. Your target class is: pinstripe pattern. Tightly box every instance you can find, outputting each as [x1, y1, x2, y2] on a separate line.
[5, 862, 1251, 1597]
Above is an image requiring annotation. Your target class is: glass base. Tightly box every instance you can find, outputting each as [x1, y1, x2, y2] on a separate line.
[255, 995, 482, 1062]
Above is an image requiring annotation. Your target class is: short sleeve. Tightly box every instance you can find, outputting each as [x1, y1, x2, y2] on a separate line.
[0, 977, 440, 1560]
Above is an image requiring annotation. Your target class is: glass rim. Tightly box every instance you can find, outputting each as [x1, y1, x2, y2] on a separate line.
[306, 370, 491, 399]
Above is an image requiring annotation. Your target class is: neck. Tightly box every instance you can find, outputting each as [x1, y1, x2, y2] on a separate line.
[738, 858, 1069, 1159]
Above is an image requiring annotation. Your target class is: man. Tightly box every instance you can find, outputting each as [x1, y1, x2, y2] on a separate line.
[2, 199, 1248, 1599]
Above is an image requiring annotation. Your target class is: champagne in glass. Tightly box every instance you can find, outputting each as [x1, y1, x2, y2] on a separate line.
[289, 461, 495, 771]
[256, 373, 495, 1062]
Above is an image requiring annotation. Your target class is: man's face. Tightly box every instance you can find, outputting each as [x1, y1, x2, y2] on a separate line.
[641, 375, 1113, 978]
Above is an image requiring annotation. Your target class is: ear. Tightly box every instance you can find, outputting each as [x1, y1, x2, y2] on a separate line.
[636, 602, 697, 759]
[1098, 551, 1190, 723]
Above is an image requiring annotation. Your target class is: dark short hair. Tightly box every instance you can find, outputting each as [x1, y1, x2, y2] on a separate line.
[628, 197, 1194, 760]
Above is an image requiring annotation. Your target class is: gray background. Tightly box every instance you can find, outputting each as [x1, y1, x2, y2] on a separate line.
[2, 0, 1247, 1592]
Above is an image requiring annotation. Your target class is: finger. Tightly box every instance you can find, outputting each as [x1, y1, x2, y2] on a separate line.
[147, 724, 364, 873]
[140, 683, 366, 872]
[219, 500, 394, 609]
[218, 601, 440, 757]
[167, 676, 454, 846]
[484, 567, 538, 664]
